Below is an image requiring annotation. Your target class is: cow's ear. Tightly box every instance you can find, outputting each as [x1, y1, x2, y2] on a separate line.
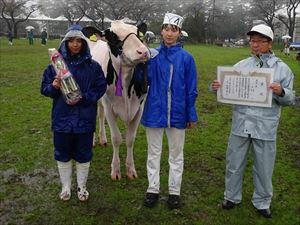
[82, 26, 102, 38]
[104, 29, 119, 44]
[137, 22, 147, 35]
[103, 29, 110, 37]
[104, 29, 123, 57]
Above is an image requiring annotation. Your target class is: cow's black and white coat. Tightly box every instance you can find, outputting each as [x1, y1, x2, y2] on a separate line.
[86, 20, 149, 179]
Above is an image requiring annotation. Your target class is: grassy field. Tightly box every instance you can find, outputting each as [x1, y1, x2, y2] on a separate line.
[0, 37, 299, 225]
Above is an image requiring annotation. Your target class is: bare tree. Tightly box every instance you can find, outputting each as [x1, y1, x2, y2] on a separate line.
[101, 0, 134, 20]
[0, 0, 38, 37]
[205, 0, 222, 43]
[127, 0, 162, 23]
[276, 0, 300, 37]
[38, 0, 85, 25]
[58, 0, 85, 24]
[215, 3, 249, 40]
[250, 0, 283, 30]
[79, 0, 106, 29]
[184, 1, 206, 42]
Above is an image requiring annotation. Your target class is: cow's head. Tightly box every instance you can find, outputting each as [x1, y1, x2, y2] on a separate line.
[104, 20, 150, 65]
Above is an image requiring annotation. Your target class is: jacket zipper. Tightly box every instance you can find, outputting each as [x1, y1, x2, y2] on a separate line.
[167, 64, 173, 127]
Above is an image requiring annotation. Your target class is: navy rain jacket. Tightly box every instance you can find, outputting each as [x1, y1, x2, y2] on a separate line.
[41, 31, 107, 133]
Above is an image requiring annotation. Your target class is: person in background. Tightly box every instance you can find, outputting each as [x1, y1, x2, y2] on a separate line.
[296, 51, 300, 61]
[41, 29, 48, 46]
[211, 24, 295, 218]
[28, 30, 34, 45]
[41, 24, 107, 202]
[283, 39, 290, 56]
[7, 30, 13, 45]
[142, 12, 198, 209]
[137, 21, 148, 45]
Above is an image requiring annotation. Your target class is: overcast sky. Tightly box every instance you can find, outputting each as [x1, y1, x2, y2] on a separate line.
[29, 0, 300, 14]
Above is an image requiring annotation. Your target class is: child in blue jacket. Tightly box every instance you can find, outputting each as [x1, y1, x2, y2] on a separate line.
[142, 13, 198, 209]
[41, 24, 107, 201]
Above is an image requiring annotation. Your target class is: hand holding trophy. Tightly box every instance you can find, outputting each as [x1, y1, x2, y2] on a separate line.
[49, 48, 82, 105]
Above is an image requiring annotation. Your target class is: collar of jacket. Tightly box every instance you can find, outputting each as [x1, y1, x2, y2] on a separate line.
[251, 51, 280, 68]
[158, 43, 182, 55]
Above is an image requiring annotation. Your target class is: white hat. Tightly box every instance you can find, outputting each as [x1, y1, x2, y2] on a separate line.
[247, 24, 273, 40]
[163, 13, 183, 29]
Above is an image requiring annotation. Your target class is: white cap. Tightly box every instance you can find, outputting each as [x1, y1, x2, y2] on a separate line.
[163, 13, 183, 29]
[247, 24, 273, 40]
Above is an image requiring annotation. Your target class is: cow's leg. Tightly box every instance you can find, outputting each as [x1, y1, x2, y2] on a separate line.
[92, 103, 98, 146]
[125, 108, 143, 179]
[98, 101, 107, 147]
[104, 104, 122, 180]
[93, 101, 107, 147]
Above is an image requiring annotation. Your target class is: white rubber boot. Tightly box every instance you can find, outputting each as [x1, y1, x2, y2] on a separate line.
[76, 162, 90, 201]
[57, 160, 72, 201]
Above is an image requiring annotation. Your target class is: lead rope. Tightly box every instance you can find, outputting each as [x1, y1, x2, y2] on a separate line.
[115, 65, 123, 96]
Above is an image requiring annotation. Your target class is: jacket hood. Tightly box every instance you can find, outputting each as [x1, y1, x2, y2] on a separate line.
[58, 24, 91, 63]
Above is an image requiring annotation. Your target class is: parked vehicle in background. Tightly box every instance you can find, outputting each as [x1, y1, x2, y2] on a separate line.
[289, 42, 300, 50]
[235, 39, 247, 46]
[296, 51, 300, 61]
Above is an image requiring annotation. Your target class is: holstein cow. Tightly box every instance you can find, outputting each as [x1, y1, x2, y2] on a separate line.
[83, 21, 150, 180]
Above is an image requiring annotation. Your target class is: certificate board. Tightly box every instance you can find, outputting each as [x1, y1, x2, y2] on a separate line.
[217, 66, 274, 107]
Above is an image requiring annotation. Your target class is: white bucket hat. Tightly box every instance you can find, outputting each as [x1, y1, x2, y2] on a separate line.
[247, 24, 274, 40]
[162, 13, 183, 29]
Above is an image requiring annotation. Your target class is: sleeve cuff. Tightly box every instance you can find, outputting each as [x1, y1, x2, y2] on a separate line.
[279, 89, 285, 97]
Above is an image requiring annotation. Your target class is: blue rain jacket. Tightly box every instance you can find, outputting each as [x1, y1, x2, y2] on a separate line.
[141, 43, 198, 129]
[41, 31, 107, 133]
[231, 53, 295, 141]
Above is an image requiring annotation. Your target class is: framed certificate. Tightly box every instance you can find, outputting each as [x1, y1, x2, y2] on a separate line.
[217, 66, 274, 107]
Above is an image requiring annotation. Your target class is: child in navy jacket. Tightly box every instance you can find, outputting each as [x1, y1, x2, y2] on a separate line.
[41, 24, 107, 201]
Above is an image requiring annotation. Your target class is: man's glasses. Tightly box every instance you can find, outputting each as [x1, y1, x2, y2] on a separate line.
[249, 40, 269, 45]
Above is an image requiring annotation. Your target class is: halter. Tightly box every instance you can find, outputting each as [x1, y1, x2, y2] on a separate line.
[105, 32, 148, 97]
[122, 32, 139, 45]
[107, 32, 139, 57]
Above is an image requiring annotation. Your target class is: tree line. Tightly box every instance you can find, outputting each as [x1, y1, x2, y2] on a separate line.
[1, 0, 299, 42]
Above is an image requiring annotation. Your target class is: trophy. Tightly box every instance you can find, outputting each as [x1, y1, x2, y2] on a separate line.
[48, 48, 82, 104]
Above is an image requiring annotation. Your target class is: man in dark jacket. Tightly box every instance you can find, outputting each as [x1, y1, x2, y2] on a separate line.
[41, 29, 47, 46]
[41, 24, 107, 202]
[7, 30, 13, 45]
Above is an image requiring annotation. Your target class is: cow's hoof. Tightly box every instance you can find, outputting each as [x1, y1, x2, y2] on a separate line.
[127, 171, 138, 180]
[111, 171, 121, 180]
[100, 142, 107, 147]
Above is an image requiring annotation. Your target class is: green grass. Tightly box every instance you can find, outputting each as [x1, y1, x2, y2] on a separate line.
[0, 38, 300, 225]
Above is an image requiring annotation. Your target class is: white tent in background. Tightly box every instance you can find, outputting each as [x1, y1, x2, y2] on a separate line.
[80, 16, 93, 22]
[103, 17, 113, 23]
[145, 31, 155, 38]
[181, 31, 188, 37]
[281, 35, 291, 39]
[122, 17, 136, 24]
[25, 25, 35, 30]
[52, 16, 68, 21]
[28, 15, 54, 21]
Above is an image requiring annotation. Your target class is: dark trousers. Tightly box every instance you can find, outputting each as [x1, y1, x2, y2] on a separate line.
[53, 132, 93, 163]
